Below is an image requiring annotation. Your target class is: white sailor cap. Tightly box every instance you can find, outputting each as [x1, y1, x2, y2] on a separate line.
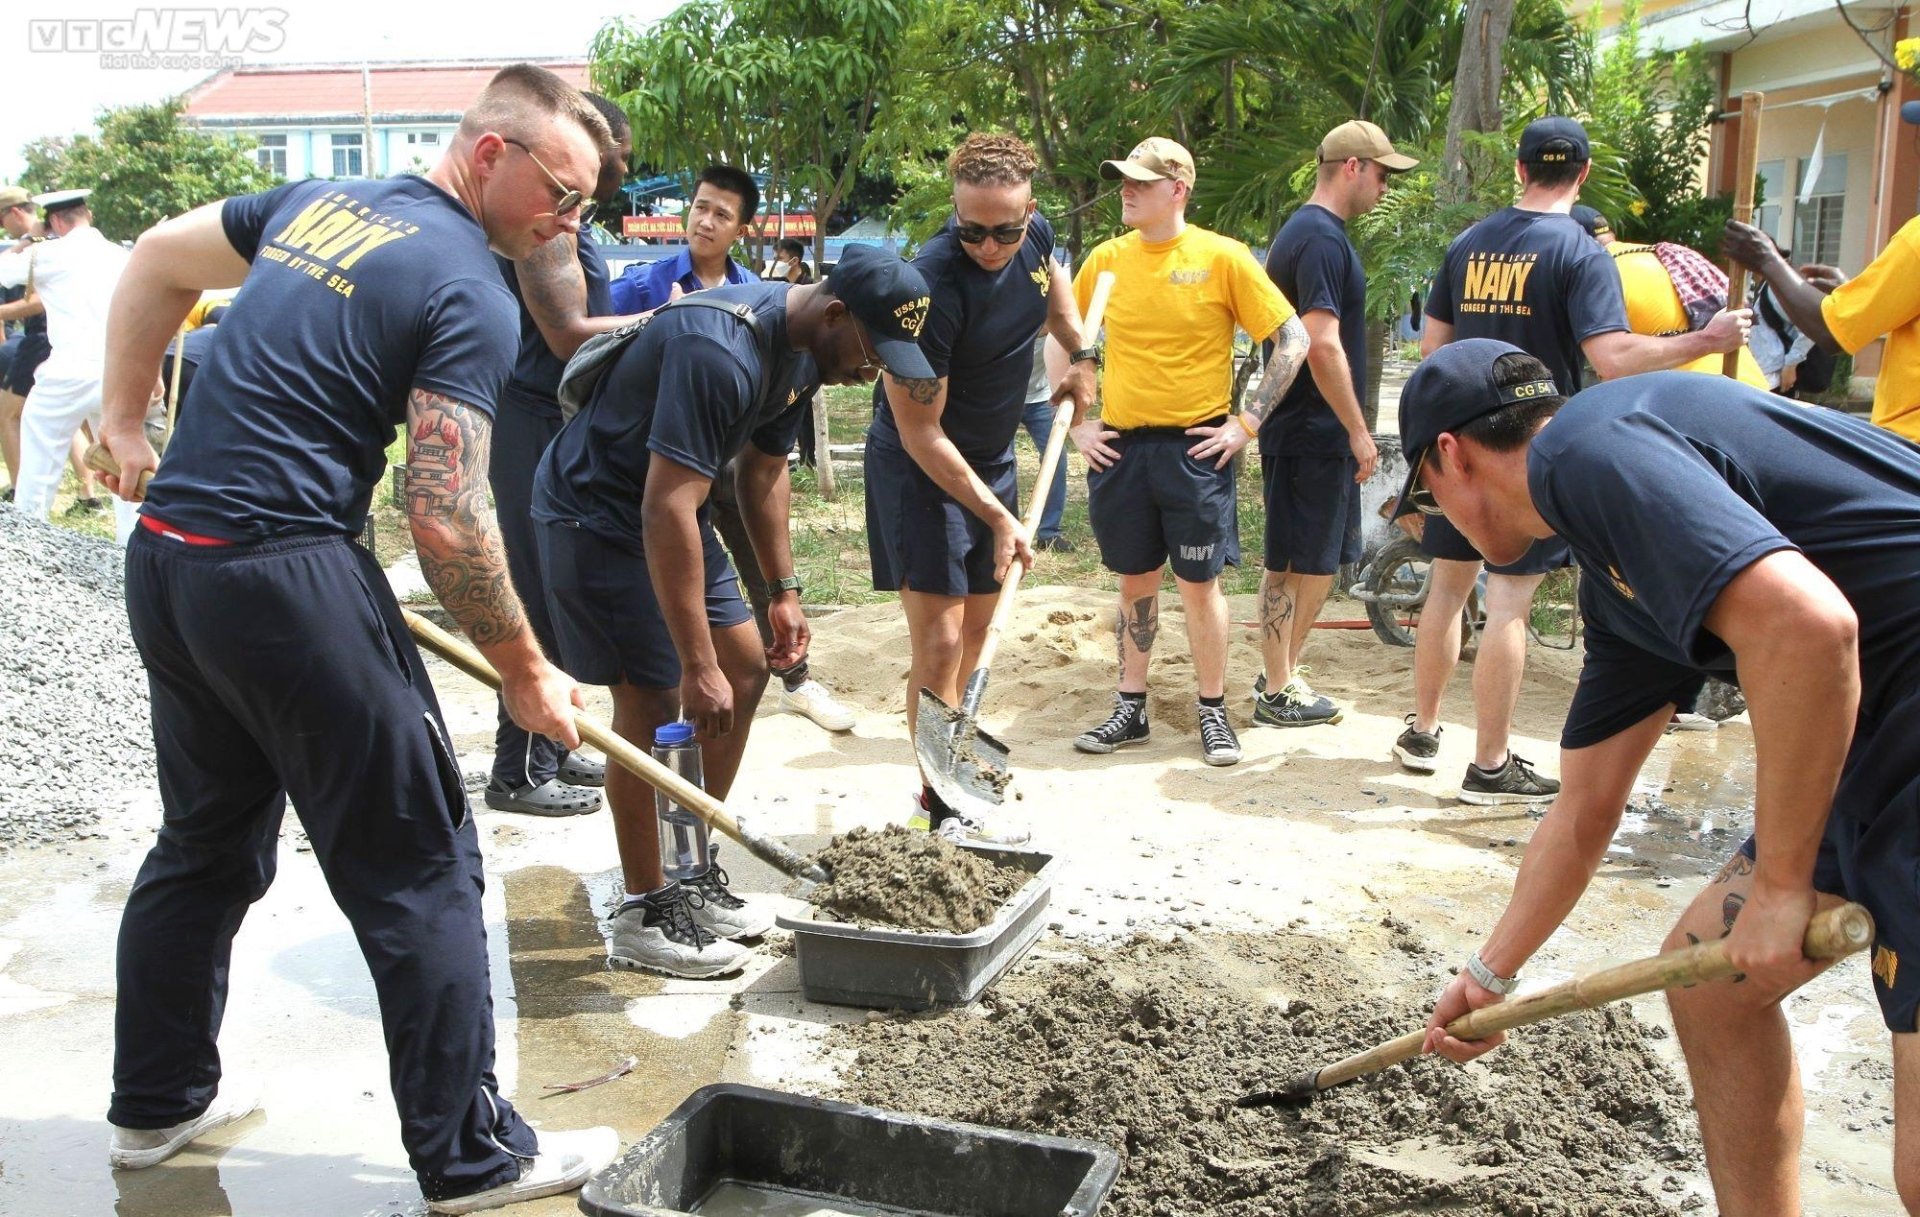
[33, 189, 92, 214]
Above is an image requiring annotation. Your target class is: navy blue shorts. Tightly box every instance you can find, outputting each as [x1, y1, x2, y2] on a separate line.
[5, 331, 49, 397]
[1261, 450, 1361, 575]
[536, 515, 752, 689]
[865, 439, 1017, 596]
[1420, 511, 1571, 576]
[1087, 424, 1239, 583]
[1738, 688, 1920, 1032]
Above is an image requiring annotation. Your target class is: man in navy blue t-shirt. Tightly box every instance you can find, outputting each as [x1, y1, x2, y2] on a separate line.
[481, 90, 630, 819]
[532, 244, 932, 979]
[865, 132, 1096, 844]
[1400, 339, 1920, 1216]
[95, 66, 621, 1213]
[1255, 120, 1413, 729]
[1403, 116, 1753, 806]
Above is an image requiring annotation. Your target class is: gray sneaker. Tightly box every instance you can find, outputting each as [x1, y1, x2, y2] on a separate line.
[608, 883, 753, 978]
[684, 848, 776, 940]
[1459, 753, 1561, 805]
[1253, 678, 1342, 728]
[1393, 715, 1441, 773]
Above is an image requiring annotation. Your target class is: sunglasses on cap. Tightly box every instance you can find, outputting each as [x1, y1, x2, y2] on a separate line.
[953, 215, 1029, 247]
[502, 138, 598, 224]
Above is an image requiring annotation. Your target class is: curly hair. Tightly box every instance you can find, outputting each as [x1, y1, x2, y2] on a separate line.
[947, 132, 1039, 188]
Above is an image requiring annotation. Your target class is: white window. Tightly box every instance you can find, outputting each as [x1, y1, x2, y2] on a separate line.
[252, 133, 287, 178]
[1754, 159, 1784, 240]
[1793, 153, 1846, 266]
[331, 132, 364, 178]
[406, 131, 441, 146]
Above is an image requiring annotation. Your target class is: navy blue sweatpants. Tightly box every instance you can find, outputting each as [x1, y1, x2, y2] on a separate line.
[112, 529, 536, 1201]
[487, 385, 570, 791]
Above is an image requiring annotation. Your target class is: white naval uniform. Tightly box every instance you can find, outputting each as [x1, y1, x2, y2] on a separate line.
[0, 226, 136, 539]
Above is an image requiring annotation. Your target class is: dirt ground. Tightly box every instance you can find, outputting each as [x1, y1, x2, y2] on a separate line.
[0, 585, 1899, 1215]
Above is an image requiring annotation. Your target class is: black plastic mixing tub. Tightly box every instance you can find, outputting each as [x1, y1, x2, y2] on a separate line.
[577, 1083, 1119, 1217]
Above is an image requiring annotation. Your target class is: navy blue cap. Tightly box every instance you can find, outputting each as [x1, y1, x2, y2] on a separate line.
[824, 243, 934, 380]
[1396, 339, 1562, 512]
[1570, 204, 1612, 240]
[1518, 117, 1590, 164]
[655, 720, 695, 746]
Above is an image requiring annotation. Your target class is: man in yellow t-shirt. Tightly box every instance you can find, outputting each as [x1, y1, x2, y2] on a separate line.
[1726, 216, 1918, 438]
[1574, 207, 1768, 389]
[1067, 136, 1309, 767]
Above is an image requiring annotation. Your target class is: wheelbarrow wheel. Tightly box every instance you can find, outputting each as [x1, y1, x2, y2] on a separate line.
[1364, 535, 1483, 659]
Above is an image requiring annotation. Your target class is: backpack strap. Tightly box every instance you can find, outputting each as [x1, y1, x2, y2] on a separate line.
[556, 294, 767, 421]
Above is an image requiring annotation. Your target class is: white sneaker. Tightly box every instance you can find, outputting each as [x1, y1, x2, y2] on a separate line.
[108, 1082, 262, 1169]
[684, 848, 776, 939]
[907, 792, 1031, 846]
[780, 679, 856, 731]
[427, 1126, 620, 1214]
[1666, 712, 1718, 733]
[608, 884, 754, 978]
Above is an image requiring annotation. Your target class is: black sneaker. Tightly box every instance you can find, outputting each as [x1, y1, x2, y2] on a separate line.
[1074, 695, 1149, 753]
[1252, 678, 1342, 728]
[1036, 535, 1075, 553]
[1393, 715, 1441, 773]
[1459, 753, 1561, 805]
[1197, 703, 1241, 766]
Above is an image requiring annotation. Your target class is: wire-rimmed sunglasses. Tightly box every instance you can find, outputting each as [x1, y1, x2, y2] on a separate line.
[502, 137, 598, 224]
[1406, 448, 1444, 516]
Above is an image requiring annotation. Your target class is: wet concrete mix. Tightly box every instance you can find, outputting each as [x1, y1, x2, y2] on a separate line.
[837, 932, 1704, 1216]
[806, 825, 1028, 933]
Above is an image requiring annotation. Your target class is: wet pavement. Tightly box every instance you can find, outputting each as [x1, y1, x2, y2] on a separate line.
[0, 638, 1899, 1216]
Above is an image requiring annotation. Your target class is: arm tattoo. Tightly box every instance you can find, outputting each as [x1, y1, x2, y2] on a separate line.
[1261, 579, 1296, 644]
[1710, 852, 1755, 885]
[894, 376, 942, 407]
[403, 388, 527, 648]
[1242, 316, 1309, 427]
[516, 234, 587, 331]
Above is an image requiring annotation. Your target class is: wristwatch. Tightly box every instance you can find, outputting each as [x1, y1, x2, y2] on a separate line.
[1464, 951, 1519, 995]
[1069, 347, 1101, 367]
[769, 575, 803, 596]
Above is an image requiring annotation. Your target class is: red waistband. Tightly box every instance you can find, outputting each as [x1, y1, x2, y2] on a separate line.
[139, 513, 234, 547]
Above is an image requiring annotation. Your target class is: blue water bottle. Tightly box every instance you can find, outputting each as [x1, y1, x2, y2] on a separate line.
[652, 720, 711, 882]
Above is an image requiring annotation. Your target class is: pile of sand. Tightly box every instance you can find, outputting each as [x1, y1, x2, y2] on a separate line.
[837, 933, 1700, 1216]
[805, 825, 1028, 932]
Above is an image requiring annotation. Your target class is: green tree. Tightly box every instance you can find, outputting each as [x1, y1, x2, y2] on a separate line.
[19, 98, 275, 241]
[592, 0, 926, 269]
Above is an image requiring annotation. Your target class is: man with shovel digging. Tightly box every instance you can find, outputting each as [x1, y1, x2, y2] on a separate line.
[532, 244, 933, 977]
[1405, 338, 1920, 1215]
[866, 132, 1096, 844]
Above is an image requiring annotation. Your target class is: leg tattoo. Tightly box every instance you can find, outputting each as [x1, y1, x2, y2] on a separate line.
[1261, 578, 1296, 646]
[1125, 595, 1159, 655]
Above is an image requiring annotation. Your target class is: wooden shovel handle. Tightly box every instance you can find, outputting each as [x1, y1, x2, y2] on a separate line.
[1315, 901, 1873, 1093]
[970, 270, 1115, 678]
[402, 609, 825, 882]
[1723, 89, 1765, 379]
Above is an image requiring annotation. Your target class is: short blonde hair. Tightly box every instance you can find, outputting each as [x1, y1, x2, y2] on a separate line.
[948, 132, 1039, 188]
[460, 63, 612, 155]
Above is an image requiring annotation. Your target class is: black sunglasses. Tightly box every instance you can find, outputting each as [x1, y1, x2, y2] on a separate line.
[1406, 448, 1444, 516]
[954, 216, 1029, 246]
[502, 137, 598, 225]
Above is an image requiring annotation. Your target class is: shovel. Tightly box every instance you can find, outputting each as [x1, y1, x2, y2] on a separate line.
[1238, 901, 1874, 1108]
[404, 610, 829, 884]
[915, 271, 1115, 819]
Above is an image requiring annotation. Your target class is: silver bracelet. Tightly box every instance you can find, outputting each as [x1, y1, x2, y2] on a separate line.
[1465, 950, 1519, 995]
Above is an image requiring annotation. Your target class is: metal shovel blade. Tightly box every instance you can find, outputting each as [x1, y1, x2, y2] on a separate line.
[914, 687, 1012, 819]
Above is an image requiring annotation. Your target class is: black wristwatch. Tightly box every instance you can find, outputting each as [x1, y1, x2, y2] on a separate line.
[769, 575, 803, 596]
[1070, 347, 1101, 367]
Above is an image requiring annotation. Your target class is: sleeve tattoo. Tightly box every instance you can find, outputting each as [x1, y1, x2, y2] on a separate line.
[404, 388, 527, 648]
[1241, 315, 1309, 428]
[893, 375, 942, 407]
[517, 234, 587, 330]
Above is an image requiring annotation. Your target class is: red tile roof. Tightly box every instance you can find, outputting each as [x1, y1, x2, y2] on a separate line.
[183, 61, 592, 122]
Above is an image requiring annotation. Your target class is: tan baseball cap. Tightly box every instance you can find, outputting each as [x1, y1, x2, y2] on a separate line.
[0, 186, 30, 210]
[1100, 137, 1196, 187]
[1318, 120, 1419, 172]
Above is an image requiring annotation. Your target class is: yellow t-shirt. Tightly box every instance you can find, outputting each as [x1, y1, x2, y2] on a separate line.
[1075, 226, 1293, 429]
[183, 290, 237, 330]
[1823, 215, 1920, 440]
[1609, 244, 1768, 389]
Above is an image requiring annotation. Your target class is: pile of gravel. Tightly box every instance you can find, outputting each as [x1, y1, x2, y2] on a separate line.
[0, 506, 154, 851]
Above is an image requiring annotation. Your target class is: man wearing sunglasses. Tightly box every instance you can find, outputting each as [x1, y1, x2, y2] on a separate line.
[1404, 338, 1920, 1217]
[95, 66, 623, 1212]
[1400, 117, 1751, 805]
[1069, 137, 1308, 768]
[531, 244, 931, 976]
[864, 131, 1097, 843]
